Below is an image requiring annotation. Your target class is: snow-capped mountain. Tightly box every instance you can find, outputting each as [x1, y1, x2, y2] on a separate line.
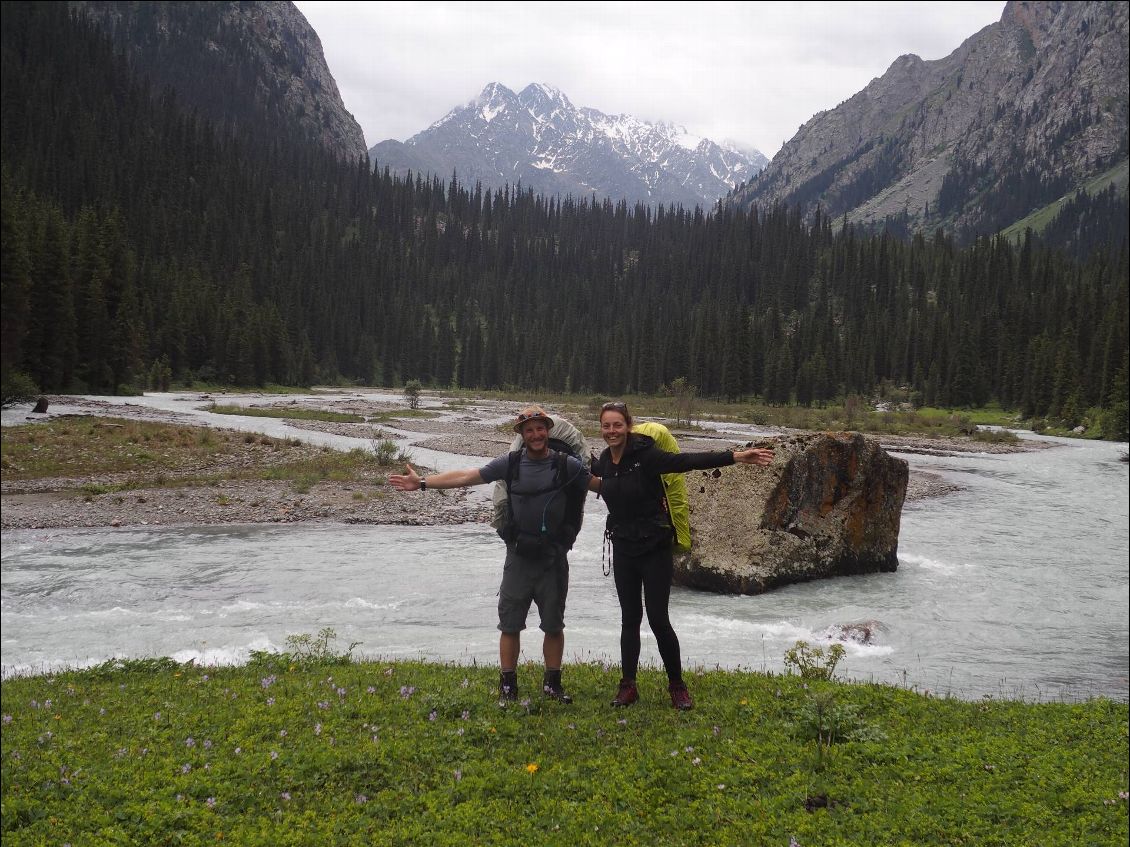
[369, 83, 768, 208]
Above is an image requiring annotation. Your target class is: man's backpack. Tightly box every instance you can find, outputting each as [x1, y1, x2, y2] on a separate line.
[631, 421, 692, 552]
[491, 414, 589, 551]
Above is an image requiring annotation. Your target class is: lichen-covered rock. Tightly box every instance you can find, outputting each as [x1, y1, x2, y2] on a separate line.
[673, 432, 908, 595]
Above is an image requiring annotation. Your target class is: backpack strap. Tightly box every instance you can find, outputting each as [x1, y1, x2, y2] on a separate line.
[504, 449, 523, 489]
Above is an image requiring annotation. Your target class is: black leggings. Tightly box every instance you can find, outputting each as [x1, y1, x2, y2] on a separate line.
[612, 543, 683, 684]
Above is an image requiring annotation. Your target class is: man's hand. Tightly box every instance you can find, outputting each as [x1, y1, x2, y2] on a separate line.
[389, 463, 422, 491]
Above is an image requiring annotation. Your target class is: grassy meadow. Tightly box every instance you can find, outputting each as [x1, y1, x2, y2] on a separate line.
[1, 651, 1126, 846]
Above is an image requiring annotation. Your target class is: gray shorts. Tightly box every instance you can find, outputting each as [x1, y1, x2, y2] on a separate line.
[498, 546, 569, 634]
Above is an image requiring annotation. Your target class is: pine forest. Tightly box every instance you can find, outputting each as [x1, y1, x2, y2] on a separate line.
[2, 4, 1127, 440]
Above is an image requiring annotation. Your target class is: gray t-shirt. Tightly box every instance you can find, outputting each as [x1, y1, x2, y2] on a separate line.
[480, 450, 590, 539]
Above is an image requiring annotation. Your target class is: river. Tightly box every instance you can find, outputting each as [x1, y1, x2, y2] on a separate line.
[2, 394, 1127, 702]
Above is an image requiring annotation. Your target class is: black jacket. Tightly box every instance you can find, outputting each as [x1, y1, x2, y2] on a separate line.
[593, 433, 735, 554]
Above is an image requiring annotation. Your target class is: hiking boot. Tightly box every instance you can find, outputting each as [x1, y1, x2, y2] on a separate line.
[668, 681, 694, 711]
[611, 678, 638, 707]
[498, 670, 518, 704]
[542, 669, 572, 704]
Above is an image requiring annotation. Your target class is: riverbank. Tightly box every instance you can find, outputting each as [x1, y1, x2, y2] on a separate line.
[0, 393, 1045, 530]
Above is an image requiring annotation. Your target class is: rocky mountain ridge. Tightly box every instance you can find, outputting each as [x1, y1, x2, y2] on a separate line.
[71, 1, 367, 162]
[732, 0, 1128, 240]
[370, 82, 768, 208]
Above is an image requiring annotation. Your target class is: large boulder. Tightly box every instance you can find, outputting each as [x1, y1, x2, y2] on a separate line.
[673, 432, 908, 594]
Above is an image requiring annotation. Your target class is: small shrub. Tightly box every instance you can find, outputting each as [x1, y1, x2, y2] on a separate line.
[404, 379, 422, 410]
[284, 627, 360, 665]
[783, 640, 846, 681]
[371, 438, 401, 465]
[1, 370, 40, 408]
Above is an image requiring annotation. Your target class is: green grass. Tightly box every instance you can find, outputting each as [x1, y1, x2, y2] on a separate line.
[207, 404, 366, 423]
[443, 388, 1035, 441]
[1, 658, 1125, 846]
[1000, 158, 1129, 242]
[366, 408, 440, 423]
[0, 418, 399, 491]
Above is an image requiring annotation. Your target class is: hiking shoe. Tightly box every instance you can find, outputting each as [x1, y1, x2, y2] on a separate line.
[542, 670, 573, 704]
[611, 679, 638, 707]
[668, 681, 694, 711]
[498, 671, 518, 704]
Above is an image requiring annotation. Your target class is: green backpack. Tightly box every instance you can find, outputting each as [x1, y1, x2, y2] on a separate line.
[631, 421, 692, 552]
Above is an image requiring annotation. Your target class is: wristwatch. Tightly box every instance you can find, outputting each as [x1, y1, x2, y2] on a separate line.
[419, 478, 428, 491]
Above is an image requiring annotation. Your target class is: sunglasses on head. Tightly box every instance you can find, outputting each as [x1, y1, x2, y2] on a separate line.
[601, 402, 627, 412]
[516, 411, 548, 423]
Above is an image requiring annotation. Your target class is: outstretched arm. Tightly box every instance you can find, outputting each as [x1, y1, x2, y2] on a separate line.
[645, 444, 775, 474]
[732, 447, 775, 466]
[388, 463, 485, 492]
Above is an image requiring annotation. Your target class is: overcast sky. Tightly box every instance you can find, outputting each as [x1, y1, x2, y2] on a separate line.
[293, 1, 1006, 158]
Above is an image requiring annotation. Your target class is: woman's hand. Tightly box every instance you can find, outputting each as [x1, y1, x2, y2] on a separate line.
[389, 463, 422, 491]
[733, 447, 775, 466]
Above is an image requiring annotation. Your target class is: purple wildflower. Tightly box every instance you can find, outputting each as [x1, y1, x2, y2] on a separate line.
[181, 763, 191, 774]
[399, 686, 416, 699]
[185, 737, 195, 748]
[314, 723, 322, 736]
[206, 797, 216, 808]
[280, 792, 291, 801]
[261, 675, 277, 689]
[429, 709, 438, 722]
[266, 697, 275, 706]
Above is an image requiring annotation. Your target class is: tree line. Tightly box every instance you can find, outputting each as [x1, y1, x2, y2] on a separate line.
[2, 2, 1127, 439]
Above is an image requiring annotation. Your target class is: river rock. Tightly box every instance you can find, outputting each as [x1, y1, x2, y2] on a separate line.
[673, 432, 908, 594]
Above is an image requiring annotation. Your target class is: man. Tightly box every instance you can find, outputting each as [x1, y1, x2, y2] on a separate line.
[389, 405, 593, 704]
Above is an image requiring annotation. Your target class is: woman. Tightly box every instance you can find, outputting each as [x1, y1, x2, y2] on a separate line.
[592, 401, 774, 710]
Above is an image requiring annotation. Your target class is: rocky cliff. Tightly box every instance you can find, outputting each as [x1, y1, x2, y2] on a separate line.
[71, 1, 367, 162]
[732, 1, 1128, 240]
[674, 432, 908, 595]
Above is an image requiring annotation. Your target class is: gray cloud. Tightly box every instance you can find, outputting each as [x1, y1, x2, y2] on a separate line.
[295, 0, 1004, 156]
